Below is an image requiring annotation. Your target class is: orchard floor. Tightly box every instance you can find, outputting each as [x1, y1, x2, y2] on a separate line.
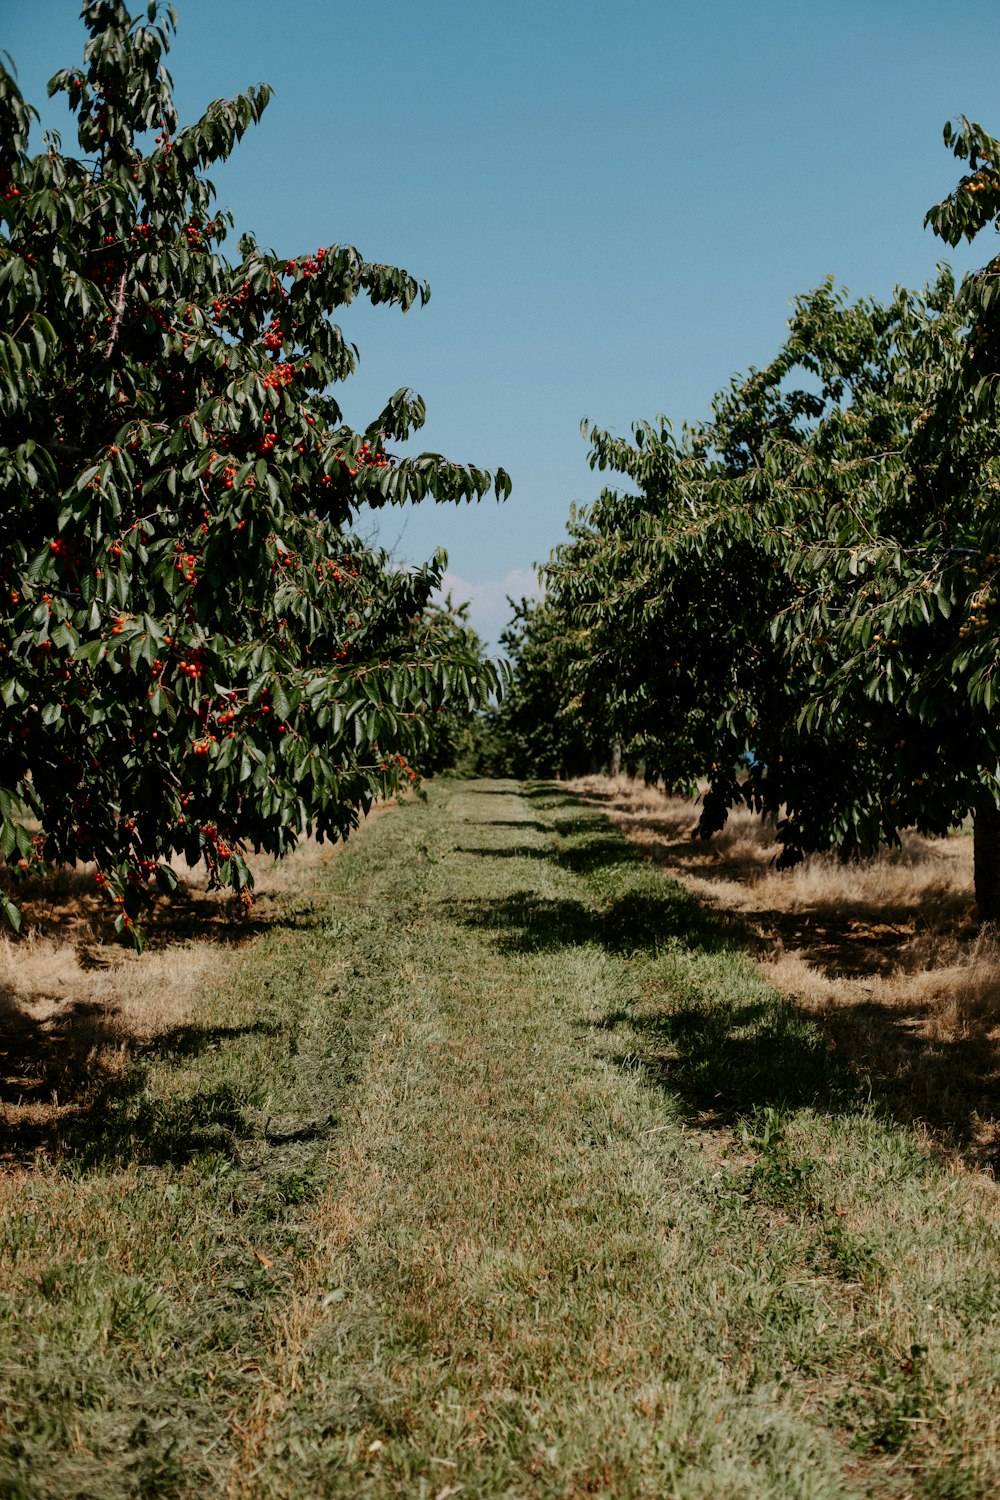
[1, 780, 999, 1499]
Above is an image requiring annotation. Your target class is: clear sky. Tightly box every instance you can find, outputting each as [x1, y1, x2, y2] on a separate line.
[5, 0, 1000, 644]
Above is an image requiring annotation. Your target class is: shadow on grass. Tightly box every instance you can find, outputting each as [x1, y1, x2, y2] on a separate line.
[591, 984, 1000, 1169]
[464, 789, 645, 881]
[140, 888, 322, 946]
[448, 877, 842, 1121]
[0, 847, 344, 1173]
[521, 786, 580, 809]
[592, 999, 838, 1126]
[458, 786, 522, 797]
[551, 830, 631, 878]
[447, 883, 728, 958]
[466, 783, 1000, 1169]
[0, 994, 287, 1169]
[569, 783, 975, 980]
[477, 820, 550, 832]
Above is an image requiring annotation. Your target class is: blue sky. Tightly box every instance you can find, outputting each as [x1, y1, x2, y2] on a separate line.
[6, 0, 1000, 644]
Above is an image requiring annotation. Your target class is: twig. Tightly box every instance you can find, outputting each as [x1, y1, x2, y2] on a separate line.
[103, 270, 127, 360]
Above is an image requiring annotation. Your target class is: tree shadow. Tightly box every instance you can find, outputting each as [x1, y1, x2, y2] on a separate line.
[0, 845, 336, 962]
[446, 886, 729, 958]
[0, 986, 286, 1171]
[522, 786, 580, 809]
[0, 848, 344, 1172]
[139, 892, 318, 946]
[589, 997, 839, 1129]
[569, 781, 975, 981]
[565, 780, 1000, 1166]
[590, 983, 1000, 1170]
[459, 786, 521, 797]
[467, 783, 1000, 1169]
[459, 798, 641, 881]
[798, 990, 1000, 1167]
[458, 810, 629, 877]
[477, 820, 549, 832]
[551, 831, 632, 877]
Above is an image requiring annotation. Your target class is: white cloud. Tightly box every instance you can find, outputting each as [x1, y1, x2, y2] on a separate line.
[435, 567, 543, 650]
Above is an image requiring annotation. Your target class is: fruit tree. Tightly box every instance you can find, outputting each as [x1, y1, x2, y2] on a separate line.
[536, 268, 1000, 917]
[0, 1, 509, 941]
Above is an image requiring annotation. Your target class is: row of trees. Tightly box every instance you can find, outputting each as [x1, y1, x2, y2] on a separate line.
[0, 1, 508, 940]
[498, 122, 1000, 920]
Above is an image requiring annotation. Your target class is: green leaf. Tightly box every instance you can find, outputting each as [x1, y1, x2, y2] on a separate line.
[0, 890, 23, 935]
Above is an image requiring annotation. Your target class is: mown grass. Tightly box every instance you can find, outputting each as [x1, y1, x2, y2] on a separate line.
[0, 820, 402, 1498]
[570, 774, 1000, 1168]
[1, 780, 999, 1497]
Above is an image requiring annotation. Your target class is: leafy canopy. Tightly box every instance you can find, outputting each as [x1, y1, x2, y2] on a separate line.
[0, 1, 509, 941]
[530, 259, 999, 870]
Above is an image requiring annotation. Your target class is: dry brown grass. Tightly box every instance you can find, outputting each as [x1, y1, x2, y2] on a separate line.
[0, 810, 392, 1165]
[569, 774, 1000, 1166]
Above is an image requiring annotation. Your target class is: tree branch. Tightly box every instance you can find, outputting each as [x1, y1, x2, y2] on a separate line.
[103, 270, 127, 360]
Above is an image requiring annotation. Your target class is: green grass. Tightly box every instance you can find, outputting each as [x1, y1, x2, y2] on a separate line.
[1, 779, 999, 1498]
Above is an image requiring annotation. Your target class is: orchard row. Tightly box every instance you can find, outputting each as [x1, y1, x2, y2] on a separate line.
[497, 121, 1000, 921]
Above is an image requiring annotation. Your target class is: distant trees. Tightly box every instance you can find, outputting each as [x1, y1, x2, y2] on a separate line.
[409, 599, 498, 777]
[490, 596, 598, 779]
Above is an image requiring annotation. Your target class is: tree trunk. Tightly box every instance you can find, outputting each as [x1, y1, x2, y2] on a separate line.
[974, 803, 1000, 925]
[609, 742, 622, 778]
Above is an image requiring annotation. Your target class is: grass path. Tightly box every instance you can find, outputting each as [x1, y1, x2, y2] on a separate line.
[2, 780, 1000, 1498]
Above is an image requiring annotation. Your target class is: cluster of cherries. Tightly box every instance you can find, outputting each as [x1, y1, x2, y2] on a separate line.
[49, 537, 81, 568]
[172, 544, 198, 584]
[285, 247, 328, 280]
[377, 749, 419, 785]
[334, 440, 393, 478]
[261, 362, 296, 390]
[200, 823, 235, 861]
